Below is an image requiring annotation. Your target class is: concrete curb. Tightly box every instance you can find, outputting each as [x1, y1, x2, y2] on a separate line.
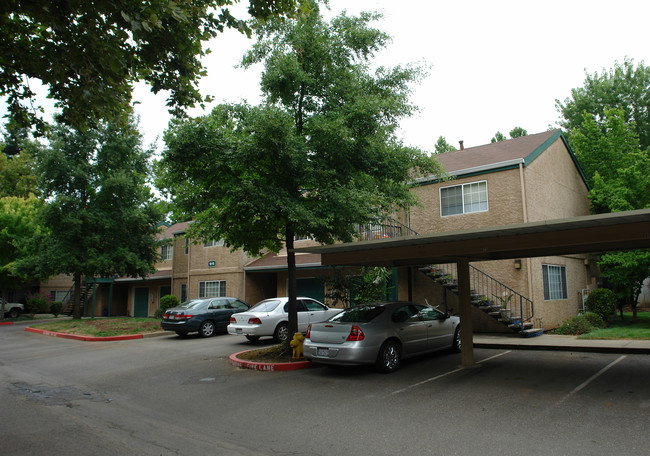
[229, 350, 316, 372]
[25, 326, 144, 341]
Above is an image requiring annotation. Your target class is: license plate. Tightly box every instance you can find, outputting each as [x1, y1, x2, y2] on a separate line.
[317, 348, 329, 357]
[236, 329, 243, 334]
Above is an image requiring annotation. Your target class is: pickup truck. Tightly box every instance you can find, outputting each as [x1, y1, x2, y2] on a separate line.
[0, 299, 24, 319]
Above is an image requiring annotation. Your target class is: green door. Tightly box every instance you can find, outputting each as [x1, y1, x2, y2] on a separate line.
[134, 287, 149, 317]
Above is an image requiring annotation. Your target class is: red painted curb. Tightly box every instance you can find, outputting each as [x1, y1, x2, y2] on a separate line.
[229, 350, 315, 372]
[25, 326, 144, 341]
[0, 321, 14, 326]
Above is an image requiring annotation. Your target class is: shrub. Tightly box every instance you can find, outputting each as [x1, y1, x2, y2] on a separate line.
[50, 301, 63, 317]
[586, 288, 617, 320]
[155, 294, 180, 319]
[26, 292, 52, 317]
[553, 312, 606, 335]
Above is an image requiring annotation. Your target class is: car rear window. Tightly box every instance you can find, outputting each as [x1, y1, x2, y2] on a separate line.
[249, 299, 281, 313]
[330, 305, 385, 323]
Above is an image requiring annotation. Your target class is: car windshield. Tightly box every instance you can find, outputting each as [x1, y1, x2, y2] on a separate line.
[330, 305, 385, 323]
[249, 299, 281, 313]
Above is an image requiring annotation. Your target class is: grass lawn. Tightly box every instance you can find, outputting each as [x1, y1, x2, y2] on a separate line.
[578, 312, 650, 340]
[32, 318, 162, 337]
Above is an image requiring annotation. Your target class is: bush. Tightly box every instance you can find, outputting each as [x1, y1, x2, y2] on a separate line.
[586, 288, 617, 320]
[50, 301, 63, 317]
[26, 292, 52, 317]
[155, 294, 180, 319]
[553, 312, 606, 335]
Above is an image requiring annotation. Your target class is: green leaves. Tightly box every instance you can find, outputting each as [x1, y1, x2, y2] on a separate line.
[1, 1, 302, 131]
[159, 6, 443, 259]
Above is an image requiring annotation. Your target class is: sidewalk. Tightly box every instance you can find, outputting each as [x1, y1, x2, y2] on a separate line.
[473, 333, 650, 354]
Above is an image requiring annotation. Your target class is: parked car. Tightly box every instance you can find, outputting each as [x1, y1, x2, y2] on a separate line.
[161, 297, 250, 337]
[227, 297, 342, 343]
[0, 299, 24, 319]
[303, 301, 461, 373]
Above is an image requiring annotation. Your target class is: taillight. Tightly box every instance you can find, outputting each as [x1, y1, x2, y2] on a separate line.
[173, 313, 192, 321]
[347, 325, 365, 341]
[306, 324, 312, 339]
[230, 316, 236, 323]
[248, 317, 262, 325]
[163, 312, 170, 319]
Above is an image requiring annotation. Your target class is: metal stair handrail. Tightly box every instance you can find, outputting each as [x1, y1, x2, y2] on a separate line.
[428, 263, 534, 323]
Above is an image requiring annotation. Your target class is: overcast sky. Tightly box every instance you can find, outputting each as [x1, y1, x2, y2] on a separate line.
[5, 0, 650, 154]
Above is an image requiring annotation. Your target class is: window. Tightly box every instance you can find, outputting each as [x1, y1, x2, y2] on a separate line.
[51, 290, 70, 302]
[160, 244, 173, 261]
[199, 280, 226, 298]
[203, 239, 224, 248]
[543, 265, 567, 300]
[440, 181, 488, 216]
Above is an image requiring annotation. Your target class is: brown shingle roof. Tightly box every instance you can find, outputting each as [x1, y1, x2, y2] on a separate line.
[435, 129, 562, 174]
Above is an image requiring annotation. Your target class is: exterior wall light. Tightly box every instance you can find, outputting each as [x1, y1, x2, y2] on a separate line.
[514, 259, 522, 269]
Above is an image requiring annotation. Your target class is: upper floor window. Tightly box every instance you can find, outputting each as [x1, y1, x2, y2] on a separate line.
[440, 181, 488, 216]
[543, 264, 567, 300]
[203, 239, 224, 248]
[199, 280, 226, 298]
[160, 244, 173, 261]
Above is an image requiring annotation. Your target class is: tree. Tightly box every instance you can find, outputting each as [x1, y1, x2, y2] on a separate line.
[434, 136, 457, 154]
[0, 194, 42, 319]
[1, 125, 41, 198]
[0, 0, 304, 131]
[490, 127, 527, 143]
[556, 58, 650, 150]
[158, 4, 443, 338]
[571, 108, 650, 212]
[598, 251, 650, 322]
[19, 116, 163, 318]
[509, 126, 528, 138]
[570, 107, 650, 321]
[490, 131, 507, 143]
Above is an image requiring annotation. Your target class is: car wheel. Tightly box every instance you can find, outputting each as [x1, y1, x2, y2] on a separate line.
[273, 322, 290, 343]
[452, 326, 461, 352]
[245, 335, 260, 342]
[175, 331, 188, 337]
[376, 340, 401, 373]
[8, 308, 19, 319]
[199, 321, 216, 338]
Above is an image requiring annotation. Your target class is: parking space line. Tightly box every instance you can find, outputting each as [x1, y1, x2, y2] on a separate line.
[388, 350, 512, 395]
[555, 355, 627, 406]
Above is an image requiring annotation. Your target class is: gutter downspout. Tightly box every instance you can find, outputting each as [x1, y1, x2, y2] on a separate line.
[519, 163, 534, 300]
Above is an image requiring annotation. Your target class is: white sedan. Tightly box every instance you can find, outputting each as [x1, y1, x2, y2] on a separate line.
[227, 297, 341, 343]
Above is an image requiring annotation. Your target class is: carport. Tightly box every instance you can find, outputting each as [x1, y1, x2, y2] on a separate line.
[295, 208, 650, 367]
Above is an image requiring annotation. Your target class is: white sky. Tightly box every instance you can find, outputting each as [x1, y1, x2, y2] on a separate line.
[5, 0, 650, 154]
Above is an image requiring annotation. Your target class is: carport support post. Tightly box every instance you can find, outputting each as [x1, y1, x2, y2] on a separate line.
[457, 259, 475, 367]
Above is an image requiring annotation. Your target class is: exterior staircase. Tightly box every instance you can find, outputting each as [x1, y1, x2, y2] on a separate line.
[419, 264, 544, 337]
[61, 282, 96, 316]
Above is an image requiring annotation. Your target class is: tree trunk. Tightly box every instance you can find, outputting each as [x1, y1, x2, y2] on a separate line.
[73, 271, 82, 319]
[286, 226, 298, 340]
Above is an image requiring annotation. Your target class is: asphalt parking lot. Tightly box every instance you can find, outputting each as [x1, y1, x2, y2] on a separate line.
[1, 324, 649, 456]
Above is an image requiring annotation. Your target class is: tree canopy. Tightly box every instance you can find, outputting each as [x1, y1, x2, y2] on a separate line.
[0, 194, 42, 315]
[434, 136, 456, 154]
[570, 106, 650, 321]
[0, 0, 304, 130]
[158, 4, 443, 335]
[19, 116, 163, 317]
[557, 58, 650, 151]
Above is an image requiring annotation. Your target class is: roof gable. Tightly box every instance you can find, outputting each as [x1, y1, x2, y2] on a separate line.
[416, 129, 587, 187]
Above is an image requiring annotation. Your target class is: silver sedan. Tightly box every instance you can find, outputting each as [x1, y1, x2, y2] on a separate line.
[303, 301, 461, 373]
[227, 297, 342, 343]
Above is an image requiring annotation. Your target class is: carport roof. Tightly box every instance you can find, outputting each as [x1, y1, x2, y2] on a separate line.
[294, 209, 650, 267]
